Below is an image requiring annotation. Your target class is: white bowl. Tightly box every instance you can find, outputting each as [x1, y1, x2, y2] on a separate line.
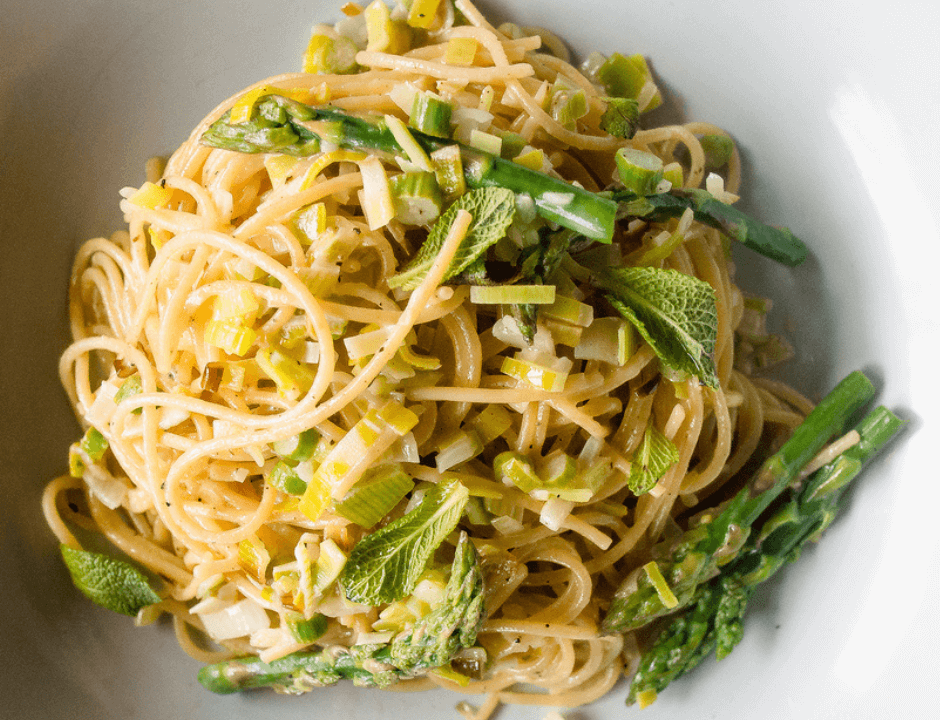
[2, 1, 937, 718]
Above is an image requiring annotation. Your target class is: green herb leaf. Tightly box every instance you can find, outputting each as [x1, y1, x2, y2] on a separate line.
[389, 188, 516, 290]
[628, 423, 681, 495]
[600, 97, 640, 139]
[60, 545, 160, 616]
[597, 266, 719, 387]
[340, 478, 469, 605]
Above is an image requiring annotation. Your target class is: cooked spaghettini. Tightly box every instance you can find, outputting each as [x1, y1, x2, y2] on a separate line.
[43, 1, 903, 717]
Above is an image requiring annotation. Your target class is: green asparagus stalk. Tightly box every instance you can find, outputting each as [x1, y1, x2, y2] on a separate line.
[602, 370, 875, 634]
[201, 95, 617, 241]
[625, 405, 904, 705]
[614, 188, 808, 266]
[198, 532, 484, 694]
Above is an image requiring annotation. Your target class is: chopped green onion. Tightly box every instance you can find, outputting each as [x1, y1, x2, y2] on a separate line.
[114, 375, 144, 414]
[268, 460, 308, 496]
[580, 457, 614, 493]
[80, 427, 109, 461]
[469, 405, 512, 445]
[469, 129, 503, 156]
[598, 52, 647, 99]
[390, 171, 443, 225]
[662, 161, 684, 189]
[542, 317, 583, 347]
[299, 401, 419, 521]
[410, 92, 453, 139]
[303, 32, 359, 75]
[292, 202, 328, 245]
[470, 284, 556, 305]
[204, 320, 256, 356]
[430, 145, 466, 201]
[256, 347, 315, 399]
[435, 430, 483, 472]
[700, 133, 734, 168]
[284, 611, 328, 644]
[214, 288, 260, 323]
[494, 451, 541, 493]
[384, 114, 434, 171]
[500, 354, 570, 392]
[272, 428, 321, 462]
[334, 464, 415, 528]
[512, 147, 545, 172]
[68, 445, 86, 478]
[597, 53, 661, 111]
[615, 147, 664, 196]
[539, 451, 578, 487]
[237, 537, 271, 582]
[540, 295, 594, 328]
[551, 88, 588, 129]
[311, 539, 347, 595]
[344, 325, 393, 362]
[574, 317, 635, 366]
[464, 496, 490, 525]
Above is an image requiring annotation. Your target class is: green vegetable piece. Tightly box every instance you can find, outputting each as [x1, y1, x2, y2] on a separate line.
[198, 533, 484, 694]
[627, 423, 680, 495]
[410, 92, 453, 138]
[268, 460, 307, 496]
[60, 545, 160, 616]
[334, 464, 415, 528]
[596, 266, 719, 388]
[597, 52, 646, 99]
[340, 478, 469, 605]
[284, 612, 328, 644]
[386, 532, 485, 670]
[80, 427, 109, 461]
[615, 188, 808, 266]
[600, 97, 640, 139]
[602, 371, 877, 634]
[624, 403, 904, 704]
[201, 97, 616, 241]
[390, 171, 443, 226]
[700, 134, 734, 168]
[615, 147, 664, 196]
[115, 375, 143, 414]
[272, 428, 320, 462]
[389, 188, 516, 290]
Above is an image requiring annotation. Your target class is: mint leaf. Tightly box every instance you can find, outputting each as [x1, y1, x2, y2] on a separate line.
[628, 423, 681, 495]
[600, 97, 640, 139]
[60, 545, 160, 616]
[340, 478, 469, 605]
[389, 188, 516, 290]
[598, 266, 719, 387]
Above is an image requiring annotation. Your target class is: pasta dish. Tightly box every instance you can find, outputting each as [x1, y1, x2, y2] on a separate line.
[42, 1, 902, 716]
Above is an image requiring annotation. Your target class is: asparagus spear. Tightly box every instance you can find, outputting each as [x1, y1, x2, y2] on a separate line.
[201, 94, 617, 241]
[198, 532, 484, 694]
[614, 188, 808, 266]
[626, 405, 904, 705]
[602, 370, 875, 633]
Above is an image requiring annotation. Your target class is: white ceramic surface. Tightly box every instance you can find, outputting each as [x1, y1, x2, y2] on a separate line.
[2, 1, 938, 718]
